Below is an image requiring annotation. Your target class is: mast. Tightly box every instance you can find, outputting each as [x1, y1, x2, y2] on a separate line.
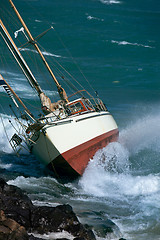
[9, 0, 69, 103]
[0, 19, 42, 95]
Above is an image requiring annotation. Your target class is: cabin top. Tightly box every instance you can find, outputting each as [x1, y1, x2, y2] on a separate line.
[67, 98, 93, 115]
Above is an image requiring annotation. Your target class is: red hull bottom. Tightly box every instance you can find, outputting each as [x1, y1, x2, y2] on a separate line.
[48, 128, 119, 179]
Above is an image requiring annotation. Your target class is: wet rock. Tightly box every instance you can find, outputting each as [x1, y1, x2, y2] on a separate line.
[94, 219, 121, 238]
[0, 210, 28, 240]
[31, 204, 95, 239]
[0, 178, 126, 240]
[55, 239, 70, 240]
[0, 178, 33, 230]
[0, 178, 95, 240]
[29, 234, 45, 240]
[73, 238, 85, 240]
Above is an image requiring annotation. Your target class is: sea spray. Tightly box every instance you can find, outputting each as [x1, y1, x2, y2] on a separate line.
[119, 113, 160, 155]
[3, 112, 160, 239]
[78, 112, 160, 239]
[0, 114, 15, 153]
[111, 40, 154, 49]
[99, 0, 121, 5]
[80, 112, 160, 195]
[0, 0, 159, 238]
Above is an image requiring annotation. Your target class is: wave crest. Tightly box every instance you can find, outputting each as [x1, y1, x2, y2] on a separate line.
[111, 40, 154, 48]
[99, 0, 121, 5]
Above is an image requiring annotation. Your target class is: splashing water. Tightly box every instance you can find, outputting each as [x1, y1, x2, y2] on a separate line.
[99, 0, 121, 5]
[78, 113, 160, 239]
[1, 111, 160, 239]
[119, 114, 160, 155]
[0, 114, 15, 153]
[80, 113, 160, 195]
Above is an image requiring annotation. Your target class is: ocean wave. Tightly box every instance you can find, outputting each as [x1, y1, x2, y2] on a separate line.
[111, 40, 154, 48]
[79, 140, 160, 199]
[30, 231, 74, 240]
[119, 113, 160, 155]
[99, 0, 121, 5]
[80, 111, 160, 198]
[0, 161, 12, 170]
[86, 14, 104, 22]
[19, 48, 63, 58]
[35, 19, 42, 23]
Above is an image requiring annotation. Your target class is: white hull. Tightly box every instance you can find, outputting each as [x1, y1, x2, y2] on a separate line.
[29, 111, 118, 177]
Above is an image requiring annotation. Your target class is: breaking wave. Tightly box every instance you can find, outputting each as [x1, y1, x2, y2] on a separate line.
[119, 113, 160, 155]
[86, 14, 104, 22]
[111, 40, 154, 48]
[30, 232, 74, 240]
[99, 0, 121, 5]
[4, 110, 160, 239]
[35, 19, 42, 23]
[19, 48, 63, 58]
[79, 112, 160, 198]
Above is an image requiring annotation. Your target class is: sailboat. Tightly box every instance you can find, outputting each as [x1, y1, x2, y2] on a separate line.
[0, 0, 118, 179]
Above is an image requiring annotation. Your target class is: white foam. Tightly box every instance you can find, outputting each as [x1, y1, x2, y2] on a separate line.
[0, 162, 12, 170]
[0, 114, 15, 153]
[111, 40, 154, 48]
[79, 112, 160, 199]
[7, 176, 60, 192]
[86, 14, 104, 22]
[0, 114, 31, 156]
[79, 142, 130, 198]
[119, 114, 160, 155]
[29, 231, 74, 240]
[80, 155, 160, 200]
[100, 0, 121, 4]
[19, 48, 63, 58]
[35, 19, 42, 23]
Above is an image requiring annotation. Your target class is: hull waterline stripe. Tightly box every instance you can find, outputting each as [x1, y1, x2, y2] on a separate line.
[51, 128, 119, 177]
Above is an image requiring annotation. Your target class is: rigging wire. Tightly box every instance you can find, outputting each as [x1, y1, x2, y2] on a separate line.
[14, 0, 97, 96]
[0, 46, 40, 111]
[37, 41, 89, 97]
[0, 103, 31, 155]
[1, 0, 97, 108]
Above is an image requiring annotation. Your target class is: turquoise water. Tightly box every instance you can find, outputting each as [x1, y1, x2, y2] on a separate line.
[0, 0, 160, 239]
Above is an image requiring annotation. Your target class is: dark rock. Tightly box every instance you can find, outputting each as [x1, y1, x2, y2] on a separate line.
[0, 178, 126, 240]
[0, 210, 28, 240]
[29, 234, 45, 240]
[0, 178, 33, 230]
[0, 178, 95, 240]
[55, 239, 70, 240]
[73, 238, 85, 240]
[31, 204, 95, 239]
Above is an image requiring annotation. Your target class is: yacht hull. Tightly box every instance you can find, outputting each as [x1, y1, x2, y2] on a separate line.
[29, 111, 118, 178]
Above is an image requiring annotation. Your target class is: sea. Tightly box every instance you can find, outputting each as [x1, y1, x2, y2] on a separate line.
[0, 0, 160, 239]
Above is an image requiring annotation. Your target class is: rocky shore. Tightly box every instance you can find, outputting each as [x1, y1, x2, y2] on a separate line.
[0, 178, 126, 240]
